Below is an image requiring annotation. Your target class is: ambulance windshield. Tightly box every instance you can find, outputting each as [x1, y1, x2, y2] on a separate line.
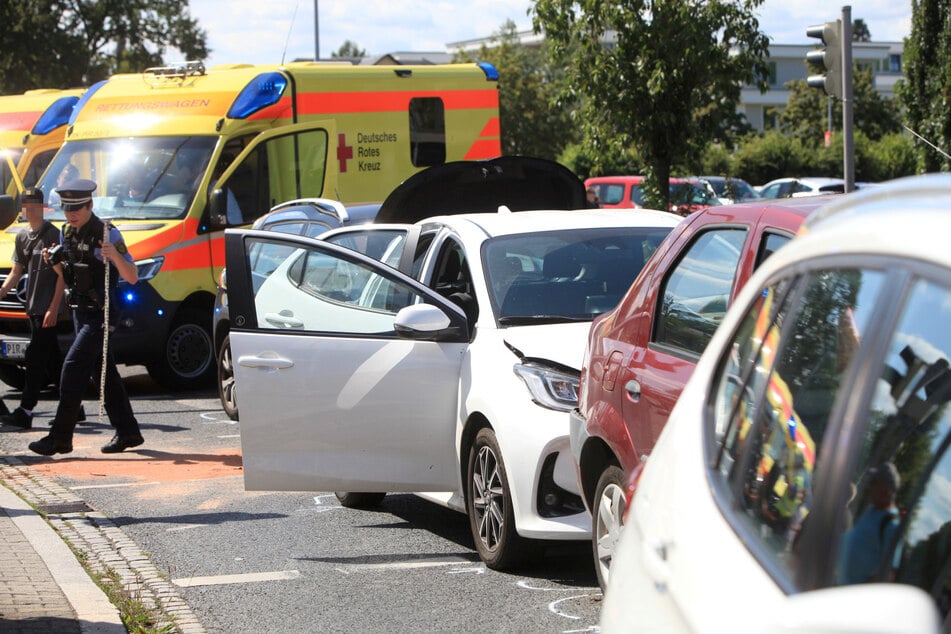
[38, 136, 218, 221]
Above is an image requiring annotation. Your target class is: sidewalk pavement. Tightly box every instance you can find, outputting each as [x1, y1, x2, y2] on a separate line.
[0, 473, 125, 633]
[0, 448, 207, 634]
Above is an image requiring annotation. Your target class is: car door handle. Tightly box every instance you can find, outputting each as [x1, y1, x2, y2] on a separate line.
[625, 379, 641, 400]
[263, 311, 303, 328]
[237, 355, 294, 370]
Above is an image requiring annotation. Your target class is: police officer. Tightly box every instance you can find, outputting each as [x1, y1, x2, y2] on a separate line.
[29, 179, 144, 456]
[0, 188, 65, 428]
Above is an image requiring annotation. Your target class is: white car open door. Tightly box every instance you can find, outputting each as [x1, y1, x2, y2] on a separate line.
[225, 229, 469, 493]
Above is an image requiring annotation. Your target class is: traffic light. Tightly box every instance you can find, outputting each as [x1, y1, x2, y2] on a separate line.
[806, 20, 843, 98]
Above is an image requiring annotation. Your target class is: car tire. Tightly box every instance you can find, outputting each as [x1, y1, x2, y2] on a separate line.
[592, 464, 627, 590]
[217, 334, 238, 421]
[146, 307, 214, 389]
[466, 428, 533, 570]
[334, 492, 386, 508]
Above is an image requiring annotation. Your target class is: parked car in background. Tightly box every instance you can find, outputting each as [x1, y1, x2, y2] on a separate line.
[225, 157, 682, 571]
[698, 175, 762, 205]
[600, 174, 951, 633]
[571, 195, 831, 589]
[213, 198, 379, 419]
[585, 175, 721, 215]
[758, 176, 846, 199]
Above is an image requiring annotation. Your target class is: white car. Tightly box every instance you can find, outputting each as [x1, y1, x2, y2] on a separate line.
[225, 157, 681, 569]
[757, 176, 846, 199]
[601, 174, 951, 632]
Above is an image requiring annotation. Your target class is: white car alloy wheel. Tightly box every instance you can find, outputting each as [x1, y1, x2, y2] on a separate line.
[467, 428, 530, 570]
[593, 465, 626, 590]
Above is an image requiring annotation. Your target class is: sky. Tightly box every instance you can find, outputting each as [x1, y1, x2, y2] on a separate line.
[182, 1, 913, 68]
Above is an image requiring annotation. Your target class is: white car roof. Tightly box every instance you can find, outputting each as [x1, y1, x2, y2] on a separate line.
[420, 207, 682, 238]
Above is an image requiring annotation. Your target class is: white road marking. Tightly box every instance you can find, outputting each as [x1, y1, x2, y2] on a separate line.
[448, 566, 484, 574]
[71, 481, 161, 490]
[335, 560, 470, 574]
[172, 569, 301, 587]
[166, 524, 207, 532]
[218, 434, 241, 438]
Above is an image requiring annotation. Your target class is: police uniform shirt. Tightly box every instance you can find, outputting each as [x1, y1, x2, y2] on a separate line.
[58, 215, 134, 310]
[13, 220, 61, 317]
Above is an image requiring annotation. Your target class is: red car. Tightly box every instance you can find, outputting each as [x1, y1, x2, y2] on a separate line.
[585, 175, 721, 215]
[569, 195, 832, 589]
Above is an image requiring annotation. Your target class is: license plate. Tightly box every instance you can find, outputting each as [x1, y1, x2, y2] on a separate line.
[1, 340, 27, 360]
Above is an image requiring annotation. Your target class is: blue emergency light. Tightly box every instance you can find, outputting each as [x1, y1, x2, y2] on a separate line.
[228, 73, 288, 119]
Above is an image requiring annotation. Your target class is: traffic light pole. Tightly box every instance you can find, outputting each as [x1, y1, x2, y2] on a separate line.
[841, 6, 854, 192]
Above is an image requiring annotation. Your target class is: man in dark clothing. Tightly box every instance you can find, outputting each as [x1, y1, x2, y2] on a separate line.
[0, 188, 66, 429]
[28, 179, 143, 456]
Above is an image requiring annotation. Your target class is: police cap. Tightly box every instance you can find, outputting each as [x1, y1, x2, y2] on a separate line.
[57, 178, 97, 211]
[20, 187, 44, 206]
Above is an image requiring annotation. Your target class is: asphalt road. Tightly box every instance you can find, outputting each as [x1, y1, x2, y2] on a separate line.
[0, 369, 602, 633]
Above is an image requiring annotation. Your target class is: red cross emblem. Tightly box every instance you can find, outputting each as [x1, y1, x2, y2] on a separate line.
[337, 133, 353, 173]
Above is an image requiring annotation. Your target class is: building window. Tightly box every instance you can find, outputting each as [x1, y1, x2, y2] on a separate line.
[768, 62, 777, 86]
[889, 54, 902, 73]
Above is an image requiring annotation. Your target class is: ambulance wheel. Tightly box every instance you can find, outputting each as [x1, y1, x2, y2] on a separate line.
[147, 308, 214, 389]
[335, 492, 386, 508]
[0, 365, 25, 390]
[217, 334, 239, 420]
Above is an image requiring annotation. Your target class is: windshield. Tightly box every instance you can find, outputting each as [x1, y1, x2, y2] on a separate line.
[485, 226, 673, 324]
[37, 136, 217, 221]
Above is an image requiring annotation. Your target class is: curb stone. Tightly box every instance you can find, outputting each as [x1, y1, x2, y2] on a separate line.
[0, 455, 207, 634]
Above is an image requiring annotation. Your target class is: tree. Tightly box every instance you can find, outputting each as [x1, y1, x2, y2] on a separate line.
[782, 68, 900, 146]
[852, 18, 871, 42]
[532, 0, 770, 211]
[332, 40, 366, 59]
[899, 0, 951, 173]
[0, 0, 208, 92]
[455, 20, 576, 160]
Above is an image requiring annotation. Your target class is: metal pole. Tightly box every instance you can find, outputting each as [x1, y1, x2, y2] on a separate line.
[314, 0, 320, 61]
[841, 5, 855, 192]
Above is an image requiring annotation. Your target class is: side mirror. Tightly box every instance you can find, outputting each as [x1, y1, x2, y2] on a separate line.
[207, 188, 228, 229]
[0, 195, 17, 229]
[394, 303, 451, 337]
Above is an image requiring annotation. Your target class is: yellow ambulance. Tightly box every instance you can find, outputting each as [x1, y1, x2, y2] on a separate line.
[0, 60, 501, 389]
[0, 88, 84, 193]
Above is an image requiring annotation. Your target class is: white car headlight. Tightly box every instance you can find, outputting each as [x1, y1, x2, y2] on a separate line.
[513, 361, 580, 412]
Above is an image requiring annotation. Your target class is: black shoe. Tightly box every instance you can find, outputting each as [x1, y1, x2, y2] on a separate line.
[29, 434, 73, 456]
[0, 400, 8, 416]
[101, 433, 144, 454]
[0, 408, 32, 429]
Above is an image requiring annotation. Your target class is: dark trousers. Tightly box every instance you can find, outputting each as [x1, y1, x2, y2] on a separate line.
[50, 309, 139, 439]
[22, 315, 63, 411]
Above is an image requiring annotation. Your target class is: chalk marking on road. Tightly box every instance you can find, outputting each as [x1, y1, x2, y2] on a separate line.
[71, 481, 161, 490]
[313, 494, 338, 506]
[548, 594, 593, 620]
[166, 523, 208, 532]
[218, 433, 241, 438]
[201, 412, 238, 425]
[518, 579, 562, 591]
[172, 569, 301, 587]
[563, 627, 600, 633]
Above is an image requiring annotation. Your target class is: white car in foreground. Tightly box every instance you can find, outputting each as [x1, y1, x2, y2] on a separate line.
[225, 157, 681, 569]
[601, 174, 950, 632]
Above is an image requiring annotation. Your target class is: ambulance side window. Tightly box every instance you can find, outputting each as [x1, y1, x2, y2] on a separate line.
[409, 98, 446, 167]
